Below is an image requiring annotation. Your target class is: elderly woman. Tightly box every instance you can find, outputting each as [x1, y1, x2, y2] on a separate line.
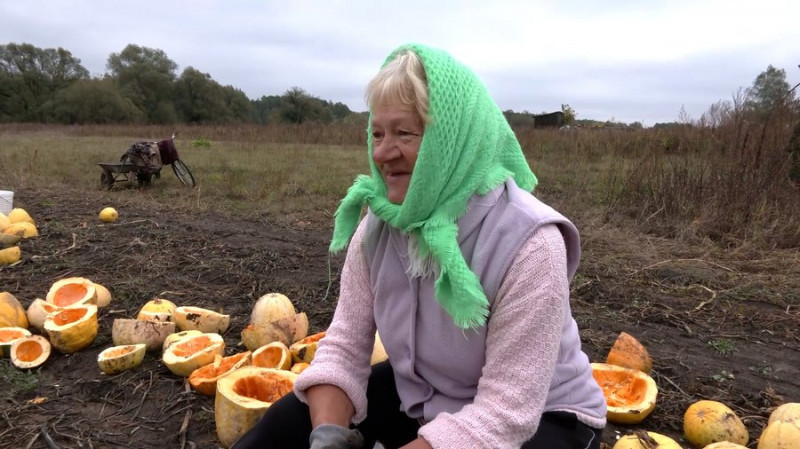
[233, 43, 607, 449]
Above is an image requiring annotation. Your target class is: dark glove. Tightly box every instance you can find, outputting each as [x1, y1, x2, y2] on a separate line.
[309, 424, 364, 449]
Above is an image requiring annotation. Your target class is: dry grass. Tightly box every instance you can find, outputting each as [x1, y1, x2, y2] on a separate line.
[1, 118, 798, 250]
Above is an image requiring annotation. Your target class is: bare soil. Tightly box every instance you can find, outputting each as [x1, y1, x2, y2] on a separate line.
[1, 184, 798, 449]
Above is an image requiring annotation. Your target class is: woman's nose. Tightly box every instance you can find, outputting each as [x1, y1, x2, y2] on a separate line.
[373, 137, 399, 163]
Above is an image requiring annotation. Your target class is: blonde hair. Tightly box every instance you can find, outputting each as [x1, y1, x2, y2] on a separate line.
[366, 50, 430, 124]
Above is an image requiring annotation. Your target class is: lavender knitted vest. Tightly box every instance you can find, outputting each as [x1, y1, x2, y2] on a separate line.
[364, 179, 601, 421]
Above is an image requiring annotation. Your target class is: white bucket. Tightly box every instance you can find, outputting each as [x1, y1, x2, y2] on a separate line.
[0, 190, 13, 216]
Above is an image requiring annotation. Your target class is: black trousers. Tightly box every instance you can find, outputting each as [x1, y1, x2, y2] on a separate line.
[231, 361, 603, 449]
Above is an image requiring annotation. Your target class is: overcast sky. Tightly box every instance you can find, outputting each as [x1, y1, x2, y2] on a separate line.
[2, 0, 798, 125]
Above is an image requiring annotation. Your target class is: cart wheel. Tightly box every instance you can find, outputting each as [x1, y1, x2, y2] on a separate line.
[100, 171, 114, 190]
[172, 159, 196, 188]
[137, 173, 153, 187]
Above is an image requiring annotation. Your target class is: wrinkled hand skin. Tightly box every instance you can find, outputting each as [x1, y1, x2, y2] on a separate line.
[309, 424, 364, 449]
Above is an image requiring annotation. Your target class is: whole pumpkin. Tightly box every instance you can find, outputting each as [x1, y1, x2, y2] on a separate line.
[684, 400, 748, 448]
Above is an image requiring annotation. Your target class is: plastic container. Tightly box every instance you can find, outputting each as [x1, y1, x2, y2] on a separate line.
[0, 190, 13, 216]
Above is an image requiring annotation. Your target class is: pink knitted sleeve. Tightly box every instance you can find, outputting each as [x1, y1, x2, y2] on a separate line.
[293, 219, 376, 423]
[418, 224, 570, 448]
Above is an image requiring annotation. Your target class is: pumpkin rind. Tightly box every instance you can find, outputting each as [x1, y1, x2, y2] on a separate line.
[704, 442, 749, 448]
[768, 403, 800, 425]
[757, 419, 800, 449]
[137, 298, 177, 322]
[684, 400, 749, 448]
[94, 283, 112, 308]
[174, 306, 231, 334]
[10, 335, 51, 369]
[591, 362, 658, 424]
[0, 326, 32, 357]
[0, 245, 21, 265]
[46, 277, 97, 307]
[214, 366, 297, 448]
[289, 331, 326, 364]
[26, 298, 62, 331]
[0, 291, 29, 328]
[2, 222, 38, 238]
[44, 304, 99, 353]
[251, 341, 292, 370]
[242, 312, 309, 350]
[162, 332, 225, 377]
[606, 331, 653, 374]
[112, 318, 176, 352]
[189, 351, 252, 396]
[97, 344, 147, 375]
[250, 293, 296, 327]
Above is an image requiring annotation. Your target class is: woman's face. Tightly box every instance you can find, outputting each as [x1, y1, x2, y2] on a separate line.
[371, 105, 424, 204]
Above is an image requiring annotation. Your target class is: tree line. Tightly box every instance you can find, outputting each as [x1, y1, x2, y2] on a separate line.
[0, 43, 356, 125]
[1, 42, 797, 129]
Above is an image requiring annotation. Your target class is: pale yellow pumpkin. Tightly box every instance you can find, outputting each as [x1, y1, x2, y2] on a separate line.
[0, 291, 29, 328]
[97, 344, 147, 375]
[10, 335, 51, 369]
[162, 332, 225, 377]
[684, 400, 748, 448]
[613, 431, 682, 449]
[289, 331, 326, 364]
[173, 306, 231, 334]
[46, 277, 97, 307]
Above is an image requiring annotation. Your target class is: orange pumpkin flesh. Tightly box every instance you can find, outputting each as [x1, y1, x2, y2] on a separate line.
[189, 352, 252, 396]
[591, 363, 657, 424]
[52, 283, 91, 307]
[15, 339, 45, 361]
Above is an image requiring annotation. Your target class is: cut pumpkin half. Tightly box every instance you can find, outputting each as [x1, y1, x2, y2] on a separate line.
[215, 366, 297, 448]
[591, 362, 657, 425]
[44, 304, 98, 353]
[251, 341, 292, 370]
[189, 351, 252, 396]
[174, 306, 231, 334]
[10, 335, 51, 369]
[46, 277, 97, 307]
[162, 332, 225, 377]
[97, 343, 147, 375]
[289, 331, 326, 364]
[0, 326, 32, 358]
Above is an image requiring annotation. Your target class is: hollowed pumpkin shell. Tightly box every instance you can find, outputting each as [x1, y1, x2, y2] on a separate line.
[289, 331, 326, 364]
[215, 366, 297, 448]
[174, 306, 231, 334]
[162, 332, 225, 377]
[613, 431, 682, 449]
[591, 362, 657, 424]
[189, 351, 252, 396]
[684, 400, 748, 448]
[758, 419, 800, 449]
[0, 326, 32, 357]
[0, 291, 29, 328]
[112, 318, 176, 352]
[250, 292, 296, 327]
[46, 277, 97, 307]
[241, 312, 309, 350]
[606, 331, 653, 374]
[97, 343, 147, 375]
[26, 298, 63, 331]
[137, 298, 177, 322]
[162, 330, 204, 353]
[44, 304, 98, 353]
[251, 341, 292, 370]
[10, 335, 51, 369]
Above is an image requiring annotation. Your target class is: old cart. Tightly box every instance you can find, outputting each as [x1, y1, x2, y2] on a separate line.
[98, 137, 195, 189]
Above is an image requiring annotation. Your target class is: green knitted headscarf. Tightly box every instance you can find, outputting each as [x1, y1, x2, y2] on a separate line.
[330, 43, 537, 329]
